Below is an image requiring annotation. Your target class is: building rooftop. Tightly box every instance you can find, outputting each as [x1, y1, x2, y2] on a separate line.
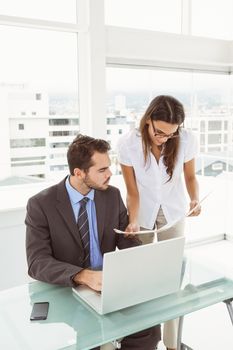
[0, 175, 44, 187]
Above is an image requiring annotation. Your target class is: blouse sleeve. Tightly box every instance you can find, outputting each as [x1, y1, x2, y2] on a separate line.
[117, 134, 132, 166]
[184, 130, 199, 163]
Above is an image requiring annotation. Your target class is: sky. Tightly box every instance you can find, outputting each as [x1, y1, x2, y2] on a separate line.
[0, 0, 77, 94]
[0, 25, 78, 94]
[0, 0, 76, 22]
[106, 67, 232, 97]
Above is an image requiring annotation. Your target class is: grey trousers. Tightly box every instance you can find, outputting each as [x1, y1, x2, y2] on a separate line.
[138, 207, 185, 349]
[92, 324, 161, 349]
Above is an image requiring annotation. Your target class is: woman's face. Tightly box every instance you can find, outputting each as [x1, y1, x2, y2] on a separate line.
[147, 119, 179, 146]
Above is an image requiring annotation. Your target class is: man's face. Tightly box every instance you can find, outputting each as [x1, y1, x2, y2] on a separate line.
[83, 152, 112, 191]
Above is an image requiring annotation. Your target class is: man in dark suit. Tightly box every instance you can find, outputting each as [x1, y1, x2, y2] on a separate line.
[25, 134, 161, 350]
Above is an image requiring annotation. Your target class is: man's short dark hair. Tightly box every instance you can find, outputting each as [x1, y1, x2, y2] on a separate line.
[67, 134, 111, 175]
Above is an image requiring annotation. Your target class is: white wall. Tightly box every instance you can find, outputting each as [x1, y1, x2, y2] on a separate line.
[0, 180, 55, 291]
[106, 26, 231, 72]
[0, 89, 11, 179]
[0, 208, 29, 291]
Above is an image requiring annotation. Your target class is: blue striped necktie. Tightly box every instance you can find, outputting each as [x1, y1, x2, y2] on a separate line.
[77, 197, 90, 268]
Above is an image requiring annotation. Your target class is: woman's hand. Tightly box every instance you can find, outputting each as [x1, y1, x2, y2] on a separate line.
[188, 199, 201, 216]
[124, 222, 140, 236]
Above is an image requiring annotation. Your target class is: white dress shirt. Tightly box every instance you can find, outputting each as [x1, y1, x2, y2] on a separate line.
[117, 128, 198, 229]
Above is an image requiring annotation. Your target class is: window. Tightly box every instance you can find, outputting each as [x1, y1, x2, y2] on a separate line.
[105, 0, 182, 34]
[0, 24, 78, 181]
[208, 121, 222, 131]
[200, 134, 205, 146]
[10, 138, 46, 148]
[192, 0, 233, 40]
[11, 156, 46, 161]
[200, 146, 205, 153]
[212, 162, 224, 171]
[107, 117, 127, 125]
[200, 121, 205, 132]
[49, 118, 79, 126]
[49, 130, 78, 137]
[208, 134, 221, 144]
[0, 0, 77, 23]
[50, 142, 70, 148]
[208, 147, 221, 152]
[30, 174, 45, 178]
[35, 93, 41, 100]
[12, 161, 45, 167]
[107, 66, 233, 241]
[1, 1, 233, 243]
[50, 164, 68, 171]
[49, 153, 66, 159]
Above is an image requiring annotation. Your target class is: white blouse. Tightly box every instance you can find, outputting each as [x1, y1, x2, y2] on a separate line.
[117, 128, 198, 229]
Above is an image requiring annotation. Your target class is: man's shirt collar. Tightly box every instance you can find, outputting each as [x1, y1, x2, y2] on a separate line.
[65, 176, 94, 204]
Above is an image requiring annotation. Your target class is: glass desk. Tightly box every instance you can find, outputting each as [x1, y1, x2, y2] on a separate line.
[0, 263, 233, 350]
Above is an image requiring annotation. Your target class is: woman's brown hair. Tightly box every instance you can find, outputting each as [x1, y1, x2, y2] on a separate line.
[139, 95, 185, 180]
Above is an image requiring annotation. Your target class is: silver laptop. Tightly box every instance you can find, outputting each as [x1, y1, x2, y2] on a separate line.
[72, 236, 185, 315]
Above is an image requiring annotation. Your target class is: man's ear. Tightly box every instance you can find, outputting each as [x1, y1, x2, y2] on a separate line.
[73, 167, 85, 179]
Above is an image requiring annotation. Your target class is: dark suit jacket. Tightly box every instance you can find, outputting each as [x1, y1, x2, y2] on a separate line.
[25, 178, 141, 287]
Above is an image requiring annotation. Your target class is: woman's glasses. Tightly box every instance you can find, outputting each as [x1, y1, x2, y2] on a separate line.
[150, 120, 180, 139]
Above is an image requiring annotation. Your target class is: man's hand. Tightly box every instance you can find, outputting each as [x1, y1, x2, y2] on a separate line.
[74, 269, 102, 292]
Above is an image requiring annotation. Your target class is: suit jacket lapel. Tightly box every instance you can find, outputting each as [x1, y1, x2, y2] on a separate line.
[56, 178, 83, 249]
[94, 190, 106, 248]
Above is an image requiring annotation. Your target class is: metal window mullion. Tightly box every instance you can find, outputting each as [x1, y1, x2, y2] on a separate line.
[0, 14, 87, 33]
[106, 60, 230, 75]
[181, 0, 192, 35]
[77, 0, 106, 138]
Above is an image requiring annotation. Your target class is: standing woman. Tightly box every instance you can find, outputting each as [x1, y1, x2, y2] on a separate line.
[117, 95, 201, 350]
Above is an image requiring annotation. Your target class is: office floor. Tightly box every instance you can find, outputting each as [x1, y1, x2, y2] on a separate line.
[159, 240, 233, 349]
[158, 303, 233, 349]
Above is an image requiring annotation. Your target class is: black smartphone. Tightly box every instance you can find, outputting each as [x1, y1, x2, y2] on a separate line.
[30, 302, 49, 321]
